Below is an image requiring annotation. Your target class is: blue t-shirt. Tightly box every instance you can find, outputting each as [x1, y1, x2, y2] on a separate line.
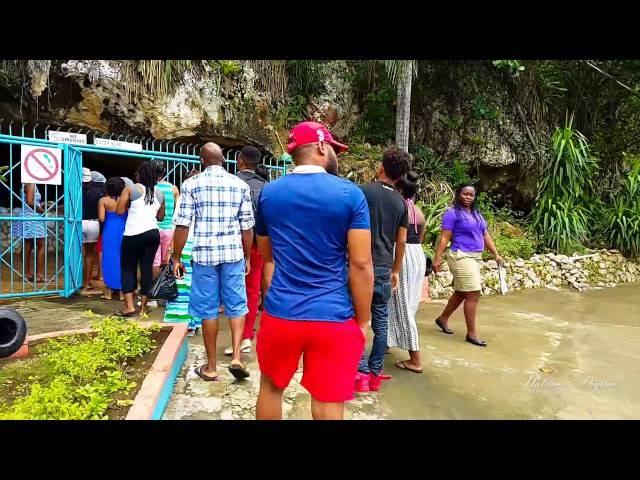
[255, 172, 370, 322]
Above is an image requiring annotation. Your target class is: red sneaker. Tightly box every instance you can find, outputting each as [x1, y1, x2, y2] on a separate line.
[369, 372, 391, 391]
[354, 372, 370, 393]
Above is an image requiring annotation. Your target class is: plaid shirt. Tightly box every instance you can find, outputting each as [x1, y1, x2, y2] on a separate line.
[174, 165, 255, 266]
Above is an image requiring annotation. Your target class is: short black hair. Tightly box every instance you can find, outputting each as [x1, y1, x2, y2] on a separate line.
[382, 146, 411, 181]
[151, 159, 167, 181]
[239, 146, 262, 167]
[106, 176, 125, 198]
[397, 170, 419, 200]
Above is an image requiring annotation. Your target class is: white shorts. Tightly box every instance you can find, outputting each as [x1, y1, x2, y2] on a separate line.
[82, 220, 100, 244]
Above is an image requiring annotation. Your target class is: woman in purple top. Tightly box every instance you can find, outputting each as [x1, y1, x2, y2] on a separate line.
[432, 184, 503, 347]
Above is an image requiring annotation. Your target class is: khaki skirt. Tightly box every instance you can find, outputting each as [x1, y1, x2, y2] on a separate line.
[446, 250, 483, 292]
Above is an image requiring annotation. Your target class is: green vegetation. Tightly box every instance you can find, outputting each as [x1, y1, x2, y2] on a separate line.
[0, 314, 159, 420]
[531, 115, 598, 253]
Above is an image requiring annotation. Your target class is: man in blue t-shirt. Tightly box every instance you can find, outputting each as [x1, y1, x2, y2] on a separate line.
[254, 121, 374, 420]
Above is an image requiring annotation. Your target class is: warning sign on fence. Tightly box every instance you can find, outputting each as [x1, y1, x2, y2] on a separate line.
[21, 145, 62, 185]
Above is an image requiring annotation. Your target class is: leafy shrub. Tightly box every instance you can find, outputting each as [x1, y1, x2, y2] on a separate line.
[602, 157, 640, 257]
[472, 95, 501, 121]
[532, 116, 597, 253]
[0, 315, 159, 420]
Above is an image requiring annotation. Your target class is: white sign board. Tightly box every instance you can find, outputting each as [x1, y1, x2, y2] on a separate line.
[21, 145, 62, 185]
[48, 130, 88, 145]
[94, 138, 143, 152]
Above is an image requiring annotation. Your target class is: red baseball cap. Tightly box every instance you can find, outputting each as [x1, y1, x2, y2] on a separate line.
[287, 121, 348, 154]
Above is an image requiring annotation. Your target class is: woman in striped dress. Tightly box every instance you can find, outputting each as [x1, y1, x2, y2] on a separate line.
[12, 183, 47, 283]
[163, 170, 202, 334]
[388, 171, 427, 373]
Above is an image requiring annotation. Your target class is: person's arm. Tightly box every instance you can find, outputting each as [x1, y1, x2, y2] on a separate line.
[484, 230, 503, 266]
[433, 230, 452, 273]
[116, 186, 131, 215]
[415, 208, 427, 244]
[156, 200, 165, 221]
[348, 229, 374, 333]
[172, 226, 188, 279]
[155, 187, 166, 221]
[241, 229, 253, 275]
[172, 182, 194, 279]
[98, 198, 106, 223]
[257, 235, 274, 292]
[24, 184, 44, 213]
[391, 227, 407, 290]
[238, 185, 255, 275]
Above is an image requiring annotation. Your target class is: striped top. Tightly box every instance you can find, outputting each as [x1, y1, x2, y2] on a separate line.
[156, 181, 176, 230]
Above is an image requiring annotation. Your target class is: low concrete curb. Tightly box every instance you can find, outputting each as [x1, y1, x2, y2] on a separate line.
[126, 322, 188, 420]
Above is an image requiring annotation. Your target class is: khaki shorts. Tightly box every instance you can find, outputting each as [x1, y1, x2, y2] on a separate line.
[446, 250, 483, 292]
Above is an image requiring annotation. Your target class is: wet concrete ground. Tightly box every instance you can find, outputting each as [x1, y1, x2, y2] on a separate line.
[4, 283, 639, 419]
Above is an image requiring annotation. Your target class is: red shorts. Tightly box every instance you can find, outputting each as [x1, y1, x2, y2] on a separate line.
[96, 234, 103, 254]
[256, 311, 365, 403]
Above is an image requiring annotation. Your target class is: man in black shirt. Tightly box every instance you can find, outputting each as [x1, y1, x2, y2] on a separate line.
[356, 147, 410, 392]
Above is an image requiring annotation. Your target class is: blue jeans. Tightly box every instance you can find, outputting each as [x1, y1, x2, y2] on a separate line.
[358, 264, 392, 375]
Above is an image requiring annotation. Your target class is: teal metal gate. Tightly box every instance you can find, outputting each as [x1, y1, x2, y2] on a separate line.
[0, 127, 289, 300]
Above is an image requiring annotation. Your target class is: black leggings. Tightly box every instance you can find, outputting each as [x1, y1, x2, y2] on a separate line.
[121, 229, 160, 295]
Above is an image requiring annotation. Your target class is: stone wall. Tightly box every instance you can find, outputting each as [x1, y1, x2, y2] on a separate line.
[429, 250, 640, 299]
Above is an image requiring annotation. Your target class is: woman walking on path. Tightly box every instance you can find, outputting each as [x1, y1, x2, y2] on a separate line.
[12, 183, 46, 283]
[98, 177, 127, 300]
[116, 162, 165, 317]
[388, 171, 427, 373]
[432, 184, 503, 347]
[163, 170, 202, 334]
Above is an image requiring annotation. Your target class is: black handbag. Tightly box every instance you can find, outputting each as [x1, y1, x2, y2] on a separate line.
[149, 261, 178, 301]
[424, 255, 434, 276]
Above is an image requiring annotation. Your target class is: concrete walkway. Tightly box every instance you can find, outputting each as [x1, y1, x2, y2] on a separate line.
[4, 283, 639, 420]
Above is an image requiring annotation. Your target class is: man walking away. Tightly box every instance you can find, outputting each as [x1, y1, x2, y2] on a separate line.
[173, 142, 255, 381]
[255, 121, 374, 420]
[356, 146, 411, 393]
[224, 145, 268, 356]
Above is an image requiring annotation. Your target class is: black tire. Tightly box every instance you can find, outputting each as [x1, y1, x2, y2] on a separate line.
[0, 308, 27, 358]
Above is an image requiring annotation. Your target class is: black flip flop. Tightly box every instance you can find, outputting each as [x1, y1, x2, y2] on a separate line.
[114, 310, 136, 318]
[435, 318, 453, 334]
[195, 365, 219, 382]
[465, 335, 487, 347]
[395, 360, 423, 374]
[228, 363, 250, 380]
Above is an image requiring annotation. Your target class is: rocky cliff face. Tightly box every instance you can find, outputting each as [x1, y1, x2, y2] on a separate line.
[0, 60, 546, 208]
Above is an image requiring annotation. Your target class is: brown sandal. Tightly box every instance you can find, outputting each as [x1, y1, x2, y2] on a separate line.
[394, 360, 423, 374]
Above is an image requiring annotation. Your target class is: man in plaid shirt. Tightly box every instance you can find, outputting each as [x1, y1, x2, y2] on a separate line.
[173, 142, 255, 381]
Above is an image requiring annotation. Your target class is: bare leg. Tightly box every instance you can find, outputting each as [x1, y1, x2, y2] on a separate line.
[406, 350, 422, 370]
[95, 252, 103, 281]
[201, 318, 219, 377]
[35, 238, 45, 281]
[228, 315, 246, 366]
[462, 291, 481, 339]
[438, 290, 465, 327]
[256, 374, 284, 420]
[102, 287, 113, 300]
[119, 290, 124, 301]
[311, 399, 344, 420]
[122, 293, 136, 314]
[140, 295, 148, 315]
[152, 266, 160, 280]
[24, 240, 34, 278]
[83, 243, 97, 289]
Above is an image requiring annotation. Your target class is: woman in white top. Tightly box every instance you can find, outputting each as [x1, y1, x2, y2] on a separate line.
[115, 162, 165, 316]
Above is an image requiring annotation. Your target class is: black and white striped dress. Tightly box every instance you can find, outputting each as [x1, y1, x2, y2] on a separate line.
[388, 222, 426, 352]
